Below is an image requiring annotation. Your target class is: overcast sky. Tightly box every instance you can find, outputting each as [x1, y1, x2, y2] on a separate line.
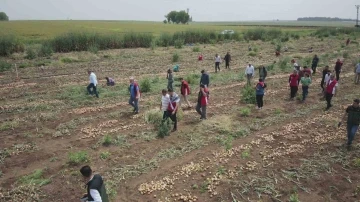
[1, 0, 358, 21]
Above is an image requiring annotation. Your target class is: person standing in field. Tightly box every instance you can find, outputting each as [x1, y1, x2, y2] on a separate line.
[196, 84, 209, 120]
[289, 70, 300, 100]
[129, 77, 140, 114]
[334, 59, 343, 81]
[245, 63, 255, 86]
[302, 66, 312, 78]
[338, 99, 360, 150]
[321, 66, 331, 93]
[325, 75, 338, 111]
[198, 54, 203, 61]
[311, 55, 319, 74]
[258, 65, 268, 82]
[200, 70, 210, 87]
[255, 78, 266, 109]
[105, 77, 115, 86]
[79, 165, 109, 202]
[215, 54, 222, 73]
[354, 62, 360, 84]
[291, 59, 300, 71]
[166, 89, 180, 132]
[160, 89, 170, 119]
[87, 70, 99, 98]
[300, 73, 312, 102]
[224, 52, 231, 69]
[167, 69, 174, 91]
[180, 78, 192, 108]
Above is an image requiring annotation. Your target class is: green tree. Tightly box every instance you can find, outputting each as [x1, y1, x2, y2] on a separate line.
[175, 11, 190, 24]
[163, 19, 167, 24]
[166, 11, 177, 23]
[0, 12, 9, 21]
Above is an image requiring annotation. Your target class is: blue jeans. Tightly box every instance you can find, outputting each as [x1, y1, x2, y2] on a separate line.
[302, 86, 309, 101]
[347, 123, 359, 145]
[129, 97, 139, 112]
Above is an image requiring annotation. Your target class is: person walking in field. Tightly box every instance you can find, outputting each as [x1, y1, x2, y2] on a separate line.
[87, 70, 99, 98]
[215, 54, 222, 73]
[325, 75, 338, 111]
[289, 70, 300, 100]
[302, 66, 312, 78]
[311, 54, 319, 74]
[300, 73, 312, 102]
[160, 89, 170, 119]
[338, 99, 360, 150]
[167, 69, 174, 91]
[200, 70, 210, 87]
[180, 78, 192, 108]
[334, 59, 343, 81]
[196, 84, 209, 120]
[291, 59, 300, 71]
[245, 63, 255, 86]
[224, 52, 231, 69]
[255, 78, 266, 109]
[79, 165, 109, 202]
[165, 89, 180, 132]
[355, 62, 360, 84]
[129, 77, 140, 114]
[321, 66, 331, 93]
[258, 65, 268, 82]
[105, 77, 115, 86]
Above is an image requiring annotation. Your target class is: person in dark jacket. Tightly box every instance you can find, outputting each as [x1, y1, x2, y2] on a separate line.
[200, 70, 210, 87]
[311, 55, 319, 74]
[258, 65, 268, 82]
[80, 165, 108, 202]
[255, 79, 266, 109]
[334, 59, 343, 81]
[338, 99, 360, 150]
[224, 52, 231, 69]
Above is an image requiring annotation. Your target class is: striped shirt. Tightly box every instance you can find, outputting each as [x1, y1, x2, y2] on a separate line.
[161, 94, 170, 112]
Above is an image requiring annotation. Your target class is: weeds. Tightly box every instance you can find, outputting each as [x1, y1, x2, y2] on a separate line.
[102, 135, 112, 146]
[38, 43, 53, 57]
[216, 134, 234, 150]
[0, 60, 12, 72]
[68, 151, 89, 165]
[19, 169, 51, 186]
[140, 78, 151, 93]
[185, 73, 200, 84]
[240, 108, 251, 117]
[157, 119, 171, 138]
[113, 135, 130, 148]
[353, 158, 360, 167]
[248, 51, 257, 57]
[25, 47, 37, 60]
[241, 149, 250, 158]
[241, 86, 256, 104]
[192, 46, 200, 52]
[343, 51, 349, 59]
[0, 35, 24, 56]
[100, 152, 111, 160]
[289, 192, 300, 202]
[172, 52, 180, 62]
[174, 38, 184, 49]
[145, 109, 163, 125]
[88, 44, 99, 54]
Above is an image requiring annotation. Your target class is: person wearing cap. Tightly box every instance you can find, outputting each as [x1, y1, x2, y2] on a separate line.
[338, 99, 360, 150]
[325, 75, 338, 110]
[87, 70, 99, 98]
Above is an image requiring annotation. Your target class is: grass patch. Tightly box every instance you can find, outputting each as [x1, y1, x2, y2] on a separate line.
[157, 119, 171, 138]
[25, 47, 37, 60]
[102, 135, 112, 146]
[0, 120, 19, 131]
[145, 109, 163, 125]
[353, 158, 360, 167]
[68, 151, 89, 165]
[241, 86, 256, 104]
[0, 35, 24, 56]
[248, 51, 257, 57]
[241, 149, 250, 158]
[216, 134, 234, 150]
[113, 135, 130, 148]
[240, 107, 251, 117]
[140, 78, 151, 93]
[192, 46, 201, 52]
[0, 60, 12, 72]
[172, 52, 180, 62]
[60, 57, 80, 63]
[100, 152, 111, 160]
[18, 169, 51, 186]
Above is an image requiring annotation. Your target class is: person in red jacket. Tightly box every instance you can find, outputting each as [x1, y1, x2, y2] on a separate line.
[289, 70, 300, 100]
[180, 78, 192, 108]
[196, 84, 209, 120]
[198, 54, 203, 61]
[325, 75, 338, 111]
[302, 66, 312, 78]
[166, 89, 180, 132]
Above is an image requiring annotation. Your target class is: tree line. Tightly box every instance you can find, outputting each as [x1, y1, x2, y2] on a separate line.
[297, 17, 355, 22]
[164, 10, 192, 24]
[0, 12, 9, 21]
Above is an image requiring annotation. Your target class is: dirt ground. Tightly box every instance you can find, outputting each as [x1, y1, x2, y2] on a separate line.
[0, 37, 360, 202]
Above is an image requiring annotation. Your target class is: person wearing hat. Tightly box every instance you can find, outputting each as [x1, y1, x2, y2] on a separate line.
[338, 99, 360, 150]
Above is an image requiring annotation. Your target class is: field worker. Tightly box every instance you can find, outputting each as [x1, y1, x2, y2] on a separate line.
[338, 99, 360, 150]
[300, 73, 312, 102]
[180, 78, 192, 108]
[80, 165, 109, 202]
[129, 77, 140, 114]
[258, 65, 268, 82]
[311, 54, 319, 74]
[302, 66, 312, 78]
[334, 59, 343, 81]
[196, 84, 209, 120]
[292, 59, 300, 71]
[166, 89, 180, 132]
[87, 70, 99, 98]
[224, 52, 231, 69]
[214, 54, 222, 73]
[173, 64, 179, 72]
[105, 77, 115, 86]
[245, 63, 255, 86]
[167, 69, 174, 91]
[200, 70, 210, 87]
[255, 78, 266, 109]
[354, 62, 360, 84]
[275, 50, 280, 57]
[160, 89, 170, 119]
[320, 66, 331, 92]
[198, 54, 203, 61]
[308, 47, 313, 53]
[346, 38, 351, 46]
[289, 70, 300, 100]
[325, 75, 338, 111]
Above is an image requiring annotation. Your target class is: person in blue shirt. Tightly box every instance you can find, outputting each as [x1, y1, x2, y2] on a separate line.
[129, 77, 140, 114]
[255, 78, 267, 109]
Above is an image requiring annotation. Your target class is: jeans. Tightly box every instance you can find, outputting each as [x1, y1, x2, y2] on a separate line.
[162, 111, 167, 119]
[196, 103, 207, 119]
[325, 92, 333, 109]
[335, 71, 340, 81]
[87, 83, 99, 98]
[256, 95, 264, 108]
[215, 62, 220, 72]
[347, 123, 359, 145]
[165, 110, 177, 130]
[129, 97, 139, 112]
[302, 86, 309, 101]
[246, 74, 253, 86]
[320, 79, 325, 92]
[167, 80, 173, 91]
[290, 86, 298, 99]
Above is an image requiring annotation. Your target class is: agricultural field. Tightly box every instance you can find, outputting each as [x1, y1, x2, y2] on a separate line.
[0, 21, 360, 202]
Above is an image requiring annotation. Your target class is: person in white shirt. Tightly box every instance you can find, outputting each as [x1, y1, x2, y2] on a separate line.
[87, 70, 99, 98]
[214, 54, 222, 73]
[245, 63, 255, 85]
[355, 63, 360, 84]
[160, 89, 170, 119]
